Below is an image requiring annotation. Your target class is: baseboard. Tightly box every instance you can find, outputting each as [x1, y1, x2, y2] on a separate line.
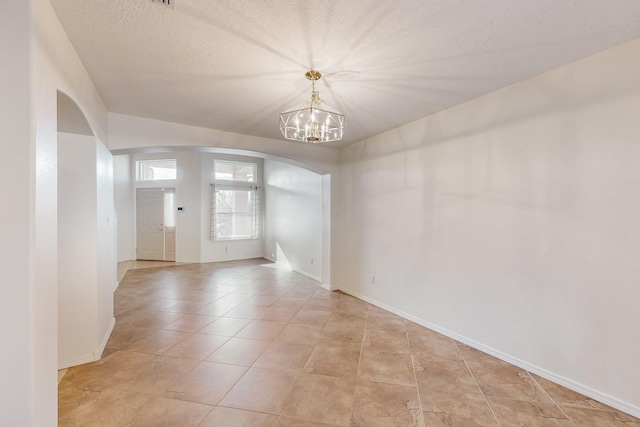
[337, 285, 640, 419]
[292, 268, 320, 282]
[321, 282, 334, 291]
[58, 353, 96, 370]
[94, 317, 116, 360]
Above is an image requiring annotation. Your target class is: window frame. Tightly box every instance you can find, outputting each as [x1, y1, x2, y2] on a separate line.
[135, 159, 177, 182]
[211, 160, 261, 241]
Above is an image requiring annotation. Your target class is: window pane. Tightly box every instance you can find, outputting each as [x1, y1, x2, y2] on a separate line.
[136, 159, 177, 181]
[215, 190, 252, 214]
[214, 188, 255, 240]
[164, 192, 176, 228]
[215, 213, 252, 239]
[214, 160, 256, 182]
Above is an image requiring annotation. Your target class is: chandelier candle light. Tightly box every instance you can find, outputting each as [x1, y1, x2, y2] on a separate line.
[279, 70, 345, 143]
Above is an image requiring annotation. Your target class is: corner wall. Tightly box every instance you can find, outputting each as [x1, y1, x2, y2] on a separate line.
[3, 0, 112, 424]
[264, 159, 324, 279]
[0, 1, 34, 424]
[334, 39, 640, 415]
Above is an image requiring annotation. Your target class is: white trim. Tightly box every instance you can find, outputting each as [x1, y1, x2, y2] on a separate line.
[336, 285, 640, 419]
[94, 317, 116, 360]
[57, 318, 116, 370]
[58, 353, 95, 370]
[293, 269, 320, 282]
[320, 282, 335, 291]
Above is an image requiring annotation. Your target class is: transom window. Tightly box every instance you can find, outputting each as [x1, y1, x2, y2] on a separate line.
[214, 160, 256, 182]
[136, 159, 177, 181]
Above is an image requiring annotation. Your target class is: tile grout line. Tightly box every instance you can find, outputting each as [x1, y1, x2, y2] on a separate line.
[348, 306, 370, 426]
[455, 343, 503, 427]
[406, 326, 427, 427]
[527, 371, 578, 427]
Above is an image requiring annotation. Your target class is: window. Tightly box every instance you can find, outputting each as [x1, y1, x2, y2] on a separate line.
[211, 160, 261, 241]
[136, 159, 177, 181]
[164, 190, 176, 228]
[214, 160, 256, 182]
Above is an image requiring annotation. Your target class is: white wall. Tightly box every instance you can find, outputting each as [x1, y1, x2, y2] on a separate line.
[0, 0, 112, 424]
[58, 133, 98, 368]
[0, 1, 34, 424]
[264, 159, 323, 280]
[96, 142, 117, 352]
[119, 152, 266, 263]
[334, 39, 640, 416]
[200, 153, 265, 263]
[109, 113, 338, 175]
[114, 154, 135, 262]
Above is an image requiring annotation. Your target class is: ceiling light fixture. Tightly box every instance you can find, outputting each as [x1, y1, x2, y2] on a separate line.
[279, 70, 344, 144]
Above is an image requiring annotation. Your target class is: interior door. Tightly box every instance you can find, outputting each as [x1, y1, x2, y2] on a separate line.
[136, 188, 164, 260]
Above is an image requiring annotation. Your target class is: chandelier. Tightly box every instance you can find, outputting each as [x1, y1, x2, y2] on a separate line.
[279, 70, 344, 144]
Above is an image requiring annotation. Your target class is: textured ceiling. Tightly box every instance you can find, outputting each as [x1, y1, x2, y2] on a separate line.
[49, 0, 640, 147]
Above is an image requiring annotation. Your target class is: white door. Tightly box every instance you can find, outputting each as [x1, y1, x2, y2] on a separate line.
[136, 188, 164, 260]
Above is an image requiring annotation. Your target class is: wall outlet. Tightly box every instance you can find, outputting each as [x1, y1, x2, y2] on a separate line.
[225, 246, 229, 254]
[310, 257, 314, 265]
[369, 275, 375, 284]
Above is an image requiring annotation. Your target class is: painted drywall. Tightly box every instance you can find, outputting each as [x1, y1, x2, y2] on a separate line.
[264, 159, 323, 280]
[58, 133, 117, 369]
[95, 142, 117, 353]
[200, 153, 264, 263]
[334, 39, 640, 416]
[58, 133, 98, 368]
[119, 152, 266, 263]
[108, 112, 338, 174]
[114, 154, 135, 262]
[0, 0, 112, 424]
[0, 1, 33, 424]
[130, 151, 202, 263]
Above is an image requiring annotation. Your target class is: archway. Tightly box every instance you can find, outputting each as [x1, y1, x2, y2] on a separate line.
[57, 91, 117, 370]
[112, 147, 332, 288]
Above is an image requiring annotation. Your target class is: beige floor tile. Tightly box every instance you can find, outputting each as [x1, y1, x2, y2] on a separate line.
[303, 346, 361, 379]
[272, 296, 309, 309]
[253, 341, 315, 370]
[358, 349, 415, 386]
[223, 303, 268, 319]
[467, 361, 555, 404]
[256, 306, 300, 322]
[362, 329, 411, 354]
[280, 372, 355, 426]
[162, 333, 229, 360]
[366, 311, 407, 332]
[124, 329, 191, 354]
[486, 396, 573, 426]
[274, 418, 344, 426]
[165, 361, 247, 405]
[235, 319, 287, 340]
[290, 308, 333, 326]
[560, 405, 640, 426]
[275, 323, 326, 345]
[220, 367, 299, 414]
[198, 316, 252, 336]
[206, 337, 270, 366]
[60, 259, 640, 426]
[162, 313, 218, 332]
[422, 410, 499, 427]
[351, 379, 423, 426]
[199, 406, 278, 427]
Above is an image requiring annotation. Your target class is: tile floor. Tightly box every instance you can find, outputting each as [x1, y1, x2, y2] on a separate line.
[59, 259, 640, 426]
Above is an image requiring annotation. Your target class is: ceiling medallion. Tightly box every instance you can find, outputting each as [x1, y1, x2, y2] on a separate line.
[279, 70, 345, 144]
